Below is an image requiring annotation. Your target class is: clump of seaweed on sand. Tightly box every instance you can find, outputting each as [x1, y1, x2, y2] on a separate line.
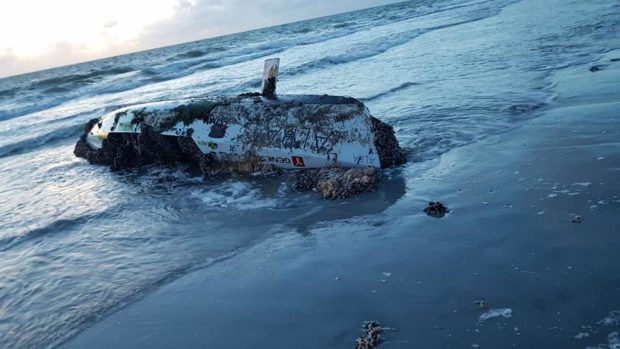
[355, 321, 390, 349]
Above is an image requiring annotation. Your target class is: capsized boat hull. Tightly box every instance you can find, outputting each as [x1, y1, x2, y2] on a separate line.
[76, 94, 406, 171]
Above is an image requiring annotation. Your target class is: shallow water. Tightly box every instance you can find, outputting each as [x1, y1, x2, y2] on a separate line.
[0, 0, 619, 347]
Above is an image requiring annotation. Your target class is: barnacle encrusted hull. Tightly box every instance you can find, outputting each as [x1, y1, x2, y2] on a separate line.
[74, 94, 406, 173]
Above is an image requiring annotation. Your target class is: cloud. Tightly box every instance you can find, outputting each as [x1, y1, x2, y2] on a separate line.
[0, 49, 18, 71]
[0, 41, 99, 77]
[103, 20, 118, 29]
[138, 0, 401, 49]
[1, 0, 400, 78]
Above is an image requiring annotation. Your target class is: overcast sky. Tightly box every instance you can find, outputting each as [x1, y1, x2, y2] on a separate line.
[0, 0, 401, 78]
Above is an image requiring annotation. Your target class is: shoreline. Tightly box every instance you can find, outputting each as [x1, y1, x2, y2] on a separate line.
[59, 52, 620, 349]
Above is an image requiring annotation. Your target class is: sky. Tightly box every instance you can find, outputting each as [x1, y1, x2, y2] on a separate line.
[0, 0, 401, 78]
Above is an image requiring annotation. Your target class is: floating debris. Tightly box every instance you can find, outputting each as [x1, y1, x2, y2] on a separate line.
[423, 201, 449, 218]
[355, 321, 384, 349]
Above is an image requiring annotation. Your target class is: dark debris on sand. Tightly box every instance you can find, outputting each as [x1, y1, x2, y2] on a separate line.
[423, 201, 449, 218]
[355, 321, 384, 349]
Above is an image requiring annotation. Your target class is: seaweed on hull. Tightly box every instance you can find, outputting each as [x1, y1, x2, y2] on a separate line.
[74, 59, 407, 199]
[74, 122, 275, 175]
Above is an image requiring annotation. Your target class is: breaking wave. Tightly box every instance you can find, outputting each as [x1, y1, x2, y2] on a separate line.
[0, 124, 82, 159]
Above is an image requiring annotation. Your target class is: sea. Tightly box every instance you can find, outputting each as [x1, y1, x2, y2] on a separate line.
[0, 0, 619, 347]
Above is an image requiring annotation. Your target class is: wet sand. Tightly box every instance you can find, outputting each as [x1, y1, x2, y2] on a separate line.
[60, 53, 620, 348]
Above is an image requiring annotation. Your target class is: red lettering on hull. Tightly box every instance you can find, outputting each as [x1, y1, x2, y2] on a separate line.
[292, 156, 305, 167]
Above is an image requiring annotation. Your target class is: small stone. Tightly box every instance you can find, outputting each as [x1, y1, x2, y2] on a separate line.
[589, 65, 603, 72]
[475, 300, 489, 309]
[423, 201, 449, 218]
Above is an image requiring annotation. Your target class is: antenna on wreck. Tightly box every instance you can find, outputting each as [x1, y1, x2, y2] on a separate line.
[261, 58, 280, 98]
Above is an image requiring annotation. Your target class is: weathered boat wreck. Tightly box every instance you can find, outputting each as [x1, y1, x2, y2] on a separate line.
[74, 59, 406, 198]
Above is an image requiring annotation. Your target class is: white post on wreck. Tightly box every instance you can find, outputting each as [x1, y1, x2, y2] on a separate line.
[261, 58, 280, 98]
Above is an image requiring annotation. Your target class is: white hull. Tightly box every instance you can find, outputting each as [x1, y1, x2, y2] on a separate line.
[86, 94, 383, 169]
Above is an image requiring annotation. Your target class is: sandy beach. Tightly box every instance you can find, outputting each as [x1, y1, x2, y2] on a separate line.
[58, 50, 620, 349]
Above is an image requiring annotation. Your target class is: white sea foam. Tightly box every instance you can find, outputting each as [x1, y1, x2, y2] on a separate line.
[191, 181, 278, 210]
[586, 331, 620, 349]
[479, 308, 513, 322]
[574, 332, 590, 339]
[599, 311, 620, 327]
